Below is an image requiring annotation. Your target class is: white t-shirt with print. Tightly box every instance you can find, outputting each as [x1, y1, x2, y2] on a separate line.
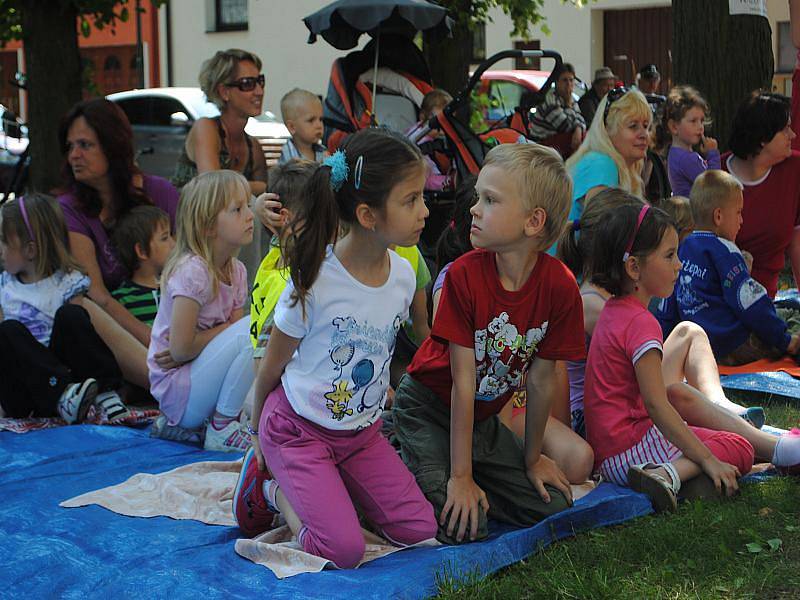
[274, 246, 415, 430]
[0, 269, 90, 345]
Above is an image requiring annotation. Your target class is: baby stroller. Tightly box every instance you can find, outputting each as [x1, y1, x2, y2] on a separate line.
[322, 34, 434, 152]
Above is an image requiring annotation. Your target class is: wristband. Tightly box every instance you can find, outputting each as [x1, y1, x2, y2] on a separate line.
[246, 424, 259, 436]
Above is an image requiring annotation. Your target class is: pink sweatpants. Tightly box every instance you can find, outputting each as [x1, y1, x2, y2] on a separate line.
[258, 385, 437, 569]
[600, 424, 755, 486]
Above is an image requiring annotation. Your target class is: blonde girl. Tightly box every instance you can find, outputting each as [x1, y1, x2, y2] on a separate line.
[565, 88, 652, 222]
[147, 170, 255, 452]
[0, 194, 125, 423]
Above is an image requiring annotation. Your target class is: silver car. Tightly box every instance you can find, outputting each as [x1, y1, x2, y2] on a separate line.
[107, 87, 289, 179]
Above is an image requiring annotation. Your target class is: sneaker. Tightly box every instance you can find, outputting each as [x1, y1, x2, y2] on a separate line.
[57, 378, 98, 424]
[150, 415, 204, 445]
[742, 407, 765, 430]
[94, 390, 131, 422]
[233, 446, 277, 537]
[204, 418, 250, 453]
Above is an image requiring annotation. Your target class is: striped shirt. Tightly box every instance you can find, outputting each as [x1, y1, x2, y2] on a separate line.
[112, 280, 160, 326]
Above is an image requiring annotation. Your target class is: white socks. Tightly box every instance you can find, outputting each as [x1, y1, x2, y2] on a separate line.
[772, 434, 800, 467]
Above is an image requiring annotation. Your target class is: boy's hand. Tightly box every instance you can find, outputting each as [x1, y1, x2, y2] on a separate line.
[255, 192, 287, 235]
[699, 455, 740, 496]
[526, 455, 573, 505]
[701, 136, 718, 152]
[788, 333, 800, 355]
[250, 431, 266, 471]
[442, 474, 490, 542]
[741, 250, 754, 273]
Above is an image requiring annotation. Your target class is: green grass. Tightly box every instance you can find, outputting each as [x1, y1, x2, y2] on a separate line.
[435, 395, 800, 599]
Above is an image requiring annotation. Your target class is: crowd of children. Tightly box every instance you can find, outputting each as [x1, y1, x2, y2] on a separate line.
[4, 47, 800, 572]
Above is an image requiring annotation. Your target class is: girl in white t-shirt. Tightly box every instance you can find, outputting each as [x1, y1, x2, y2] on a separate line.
[0, 194, 126, 423]
[234, 128, 437, 568]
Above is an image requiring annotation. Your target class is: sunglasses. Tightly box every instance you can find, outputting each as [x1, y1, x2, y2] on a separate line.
[603, 86, 629, 125]
[225, 74, 265, 92]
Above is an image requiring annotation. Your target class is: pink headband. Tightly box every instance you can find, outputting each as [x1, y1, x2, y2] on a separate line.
[19, 197, 34, 242]
[622, 204, 650, 262]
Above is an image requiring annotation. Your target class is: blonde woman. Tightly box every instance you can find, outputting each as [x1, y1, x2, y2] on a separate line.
[148, 170, 255, 452]
[565, 88, 652, 222]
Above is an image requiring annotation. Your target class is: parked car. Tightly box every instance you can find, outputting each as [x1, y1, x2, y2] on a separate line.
[107, 87, 289, 179]
[0, 104, 28, 198]
[478, 70, 586, 122]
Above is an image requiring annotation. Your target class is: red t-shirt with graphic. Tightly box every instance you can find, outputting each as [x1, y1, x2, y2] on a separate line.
[407, 249, 585, 421]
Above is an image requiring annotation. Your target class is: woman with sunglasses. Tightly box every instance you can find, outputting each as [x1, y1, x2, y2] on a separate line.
[173, 49, 268, 195]
[56, 98, 179, 389]
[564, 87, 652, 223]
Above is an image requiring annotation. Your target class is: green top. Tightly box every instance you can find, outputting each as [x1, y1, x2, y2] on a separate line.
[112, 280, 160, 326]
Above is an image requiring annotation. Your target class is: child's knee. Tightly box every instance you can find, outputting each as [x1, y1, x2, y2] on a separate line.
[304, 528, 365, 569]
[563, 440, 594, 483]
[526, 485, 570, 520]
[665, 382, 695, 411]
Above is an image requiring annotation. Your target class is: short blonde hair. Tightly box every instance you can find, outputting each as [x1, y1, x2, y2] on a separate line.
[689, 170, 743, 228]
[280, 88, 321, 123]
[662, 195, 694, 239]
[199, 49, 262, 109]
[420, 89, 452, 120]
[567, 89, 652, 198]
[483, 143, 572, 248]
[161, 170, 251, 296]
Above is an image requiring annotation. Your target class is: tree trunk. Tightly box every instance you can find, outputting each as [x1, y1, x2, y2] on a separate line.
[423, 7, 473, 95]
[22, 1, 82, 194]
[673, 0, 773, 152]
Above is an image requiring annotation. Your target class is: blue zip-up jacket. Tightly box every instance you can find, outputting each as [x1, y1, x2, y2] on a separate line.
[656, 231, 790, 358]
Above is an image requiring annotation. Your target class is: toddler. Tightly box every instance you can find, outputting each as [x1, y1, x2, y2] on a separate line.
[278, 88, 327, 164]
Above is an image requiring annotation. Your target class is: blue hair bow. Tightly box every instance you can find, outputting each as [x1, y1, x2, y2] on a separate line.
[323, 150, 349, 192]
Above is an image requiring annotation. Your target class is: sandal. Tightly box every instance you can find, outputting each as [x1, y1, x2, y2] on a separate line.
[627, 462, 680, 513]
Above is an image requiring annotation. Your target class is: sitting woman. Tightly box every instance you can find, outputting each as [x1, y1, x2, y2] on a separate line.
[528, 63, 586, 159]
[57, 99, 179, 387]
[173, 49, 270, 281]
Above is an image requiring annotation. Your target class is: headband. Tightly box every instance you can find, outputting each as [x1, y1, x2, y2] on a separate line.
[19, 197, 34, 242]
[622, 204, 650, 263]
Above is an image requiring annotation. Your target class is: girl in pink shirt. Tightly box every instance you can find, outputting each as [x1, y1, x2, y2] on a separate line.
[584, 202, 800, 513]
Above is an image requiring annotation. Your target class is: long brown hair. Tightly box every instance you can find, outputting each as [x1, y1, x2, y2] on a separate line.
[285, 128, 424, 314]
[1, 194, 83, 278]
[58, 98, 151, 222]
[654, 85, 711, 152]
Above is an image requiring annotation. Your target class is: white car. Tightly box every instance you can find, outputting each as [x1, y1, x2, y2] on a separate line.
[107, 87, 289, 179]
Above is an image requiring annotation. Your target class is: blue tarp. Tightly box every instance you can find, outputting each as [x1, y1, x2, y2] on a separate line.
[2, 425, 653, 599]
[721, 371, 800, 399]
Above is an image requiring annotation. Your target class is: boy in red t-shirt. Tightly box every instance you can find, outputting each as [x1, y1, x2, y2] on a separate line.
[392, 144, 590, 544]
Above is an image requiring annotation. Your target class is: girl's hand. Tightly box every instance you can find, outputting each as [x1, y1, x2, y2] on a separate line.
[442, 474, 490, 542]
[254, 193, 287, 235]
[250, 431, 266, 471]
[701, 136, 718, 151]
[154, 348, 182, 370]
[699, 455, 740, 497]
[526, 454, 573, 506]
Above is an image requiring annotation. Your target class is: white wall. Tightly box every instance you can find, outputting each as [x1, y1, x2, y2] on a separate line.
[168, 0, 368, 117]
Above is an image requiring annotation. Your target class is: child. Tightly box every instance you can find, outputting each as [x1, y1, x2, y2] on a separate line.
[147, 170, 256, 452]
[250, 159, 317, 358]
[558, 188, 760, 438]
[392, 143, 592, 545]
[278, 88, 327, 164]
[112, 206, 175, 327]
[235, 129, 437, 568]
[405, 89, 454, 192]
[657, 170, 800, 366]
[661, 195, 693, 243]
[584, 202, 800, 512]
[659, 85, 720, 197]
[0, 194, 126, 423]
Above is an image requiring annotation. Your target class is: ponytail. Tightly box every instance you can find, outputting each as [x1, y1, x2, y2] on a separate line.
[285, 165, 340, 316]
[556, 220, 584, 279]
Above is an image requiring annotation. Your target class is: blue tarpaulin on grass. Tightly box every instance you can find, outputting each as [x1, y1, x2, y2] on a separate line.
[721, 371, 800, 399]
[2, 425, 651, 599]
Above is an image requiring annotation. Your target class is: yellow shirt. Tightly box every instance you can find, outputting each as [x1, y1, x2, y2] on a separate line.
[249, 245, 290, 356]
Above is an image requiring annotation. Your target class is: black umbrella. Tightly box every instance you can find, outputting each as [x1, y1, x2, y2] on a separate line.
[304, 0, 452, 120]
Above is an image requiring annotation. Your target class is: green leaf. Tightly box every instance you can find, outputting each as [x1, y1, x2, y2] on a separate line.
[120, 7, 129, 22]
[80, 18, 90, 38]
[766, 538, 782, 551]
[745, 542, 763, 553]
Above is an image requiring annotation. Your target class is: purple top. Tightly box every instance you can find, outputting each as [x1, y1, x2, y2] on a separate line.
[567, 333, 590, 414]
[433, 261, 452, 296]
[667, 146, 721, 197]
[147, 255, 248, 425]
[58, 175, 179, 290]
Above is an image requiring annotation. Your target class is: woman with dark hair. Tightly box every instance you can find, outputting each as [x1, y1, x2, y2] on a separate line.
[723, 91, 800, 299]
[57, 98, 179, 348]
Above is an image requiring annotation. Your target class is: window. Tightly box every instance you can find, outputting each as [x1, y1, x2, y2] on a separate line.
[114, 98, 151, 126]
[103, 54, 123, 93]
[514, 40, 541, 70]
[472, 23, 486, 63]
[151, 97, 190, 126]
[487, 81, 524, 120]
[777, 21, 797, 73]
[215, 0, 248, 32]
